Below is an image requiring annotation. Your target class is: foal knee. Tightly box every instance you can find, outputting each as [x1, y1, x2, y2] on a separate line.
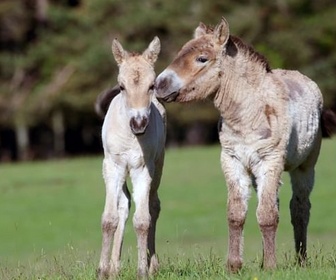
[101, 214, 119, 234]
[227, 197, 247, 229]
[257, 196, 279, 228]
[133, 214, 151, 234]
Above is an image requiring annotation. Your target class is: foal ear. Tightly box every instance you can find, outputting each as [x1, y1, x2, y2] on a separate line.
[194, 22, 208, 38]
[111, 38, 127, 66]
[214, 17, 230, 45]
[143, 36, 161, 65]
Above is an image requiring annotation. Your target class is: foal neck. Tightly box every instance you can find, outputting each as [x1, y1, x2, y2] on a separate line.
[214, 38, 274, 132]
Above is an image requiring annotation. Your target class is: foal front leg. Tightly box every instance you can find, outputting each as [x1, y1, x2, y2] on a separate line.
[221, 154, 251, 272]
[98, 159, 128, 279]
[130, 166, 152, 278]
[255, 162, 283, 269]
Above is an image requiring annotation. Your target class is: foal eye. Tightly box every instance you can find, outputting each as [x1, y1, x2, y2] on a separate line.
[149, 84, 155, 91]
[119, 84, 125, 91]
[196, 56, 208, 63]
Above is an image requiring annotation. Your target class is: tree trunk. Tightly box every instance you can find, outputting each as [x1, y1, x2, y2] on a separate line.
[35, 0, 49, 24]
[52, 109, 65, 157]
[15, 121, 30, 161]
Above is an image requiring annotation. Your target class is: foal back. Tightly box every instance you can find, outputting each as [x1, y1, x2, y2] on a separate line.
[273, 69, 323, 171]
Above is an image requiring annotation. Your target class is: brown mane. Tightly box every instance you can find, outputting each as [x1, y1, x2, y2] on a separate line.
[229, 36, 271, 72]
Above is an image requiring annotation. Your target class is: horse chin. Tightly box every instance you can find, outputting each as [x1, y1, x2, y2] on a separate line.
[160, 91, 179, 103]
[131, 128, 146, 136]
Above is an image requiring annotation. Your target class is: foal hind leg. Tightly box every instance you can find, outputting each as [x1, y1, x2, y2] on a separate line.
[110, 183, 131, 275]
[148, 156, 164, 275]
[147, 189, 160, 275]
[289, 166, 315, 265]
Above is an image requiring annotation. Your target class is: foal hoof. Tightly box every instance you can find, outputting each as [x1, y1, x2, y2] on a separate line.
[296, 255, 308, 267]
[227, 259, 242, 273]
[137, 269, 149, 280]
[261, 260, 277, 270]
[96, 267, 109, 280]
[149, 255, 160, 275]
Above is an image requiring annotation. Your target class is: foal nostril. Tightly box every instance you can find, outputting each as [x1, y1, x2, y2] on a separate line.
[130, 116, 149, 135]
[155, 78, 168, 91]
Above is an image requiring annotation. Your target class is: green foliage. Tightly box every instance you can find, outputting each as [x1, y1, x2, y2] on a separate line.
[0, 0, 335, 144]
[0, 141, 336, 278]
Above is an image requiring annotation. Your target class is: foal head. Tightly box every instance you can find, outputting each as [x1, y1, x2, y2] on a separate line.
[112, 37, 160, 135]
[155, 18, 232, 102]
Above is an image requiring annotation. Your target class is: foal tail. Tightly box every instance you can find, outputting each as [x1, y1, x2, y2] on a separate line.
[321, 108, 336, 138]
[95, 85, 120, 118]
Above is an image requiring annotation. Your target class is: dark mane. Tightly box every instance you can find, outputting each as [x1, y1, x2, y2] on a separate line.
[230, 36, 272, 73]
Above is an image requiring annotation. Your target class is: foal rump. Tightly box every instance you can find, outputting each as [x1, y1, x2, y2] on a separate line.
[95, 85, 120, 118]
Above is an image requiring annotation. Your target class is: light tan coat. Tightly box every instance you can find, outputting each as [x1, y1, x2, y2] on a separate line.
[98, 37, 166, 279]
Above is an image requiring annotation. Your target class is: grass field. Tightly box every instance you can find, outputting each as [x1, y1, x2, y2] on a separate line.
[1, 140, 336, 279]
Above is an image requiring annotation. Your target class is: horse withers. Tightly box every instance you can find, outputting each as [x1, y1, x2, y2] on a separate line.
[97, 37, 166, 279]
[155, 17, 336, 272]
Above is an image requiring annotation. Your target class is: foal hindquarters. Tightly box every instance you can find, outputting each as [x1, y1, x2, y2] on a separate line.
[288, 138, 321, 265]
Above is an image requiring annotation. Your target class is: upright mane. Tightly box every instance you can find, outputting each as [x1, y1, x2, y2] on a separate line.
[196, 23, 272, 73]
[229, 35, 272, 73]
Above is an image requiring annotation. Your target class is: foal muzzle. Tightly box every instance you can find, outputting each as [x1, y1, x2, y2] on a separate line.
[128, 107, 151, 135]
[130, 114, 149, 135]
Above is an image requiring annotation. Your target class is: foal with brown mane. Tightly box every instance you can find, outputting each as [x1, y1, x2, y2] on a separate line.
[156, 17, 336, 272]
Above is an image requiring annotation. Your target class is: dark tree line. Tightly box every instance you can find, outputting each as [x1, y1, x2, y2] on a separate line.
[0, 0, 335, 161]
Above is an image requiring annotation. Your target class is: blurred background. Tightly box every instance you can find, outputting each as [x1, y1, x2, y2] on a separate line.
[0, 0, 335, 162]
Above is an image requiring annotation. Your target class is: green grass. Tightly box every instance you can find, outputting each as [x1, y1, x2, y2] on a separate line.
[1, 140, 336, 279]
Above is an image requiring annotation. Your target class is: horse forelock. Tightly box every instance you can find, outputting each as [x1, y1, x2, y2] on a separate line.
[120, 55, 155, 86]
[177, 37, 215, 58]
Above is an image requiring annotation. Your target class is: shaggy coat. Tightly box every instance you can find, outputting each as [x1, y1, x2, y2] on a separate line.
[155, 18, 336, 272]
